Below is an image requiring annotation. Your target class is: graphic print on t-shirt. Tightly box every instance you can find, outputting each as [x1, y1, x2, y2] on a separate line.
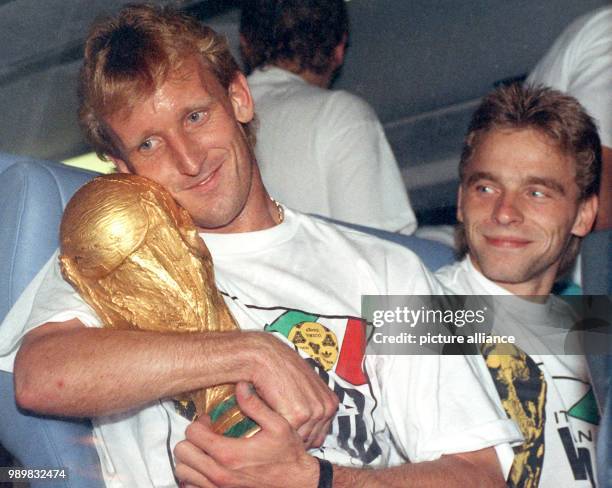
[175, 306, 382, 465]
[483, 343, 599, 487]
[482, 343, 547, 488]
[265, 309, 381, 464]
[552, 376, 599, 487]
[265, 310, 368, 385]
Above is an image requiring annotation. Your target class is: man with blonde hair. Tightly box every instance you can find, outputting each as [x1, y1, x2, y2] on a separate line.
[3, 5, 518, 486]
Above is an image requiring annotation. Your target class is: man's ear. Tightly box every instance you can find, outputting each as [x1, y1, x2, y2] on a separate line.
[456, 185, 465, 223]
[572, 194, 599, 237]
[229, 72, 254, 124]
[109, 156, 132, 174]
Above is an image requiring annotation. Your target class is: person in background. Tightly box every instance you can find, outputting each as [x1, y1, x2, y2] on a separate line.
[527, 9, 612, 485]
[436, 84, 601, 487]
[240, 0, 417, 233]
[527, 6, 611, 231]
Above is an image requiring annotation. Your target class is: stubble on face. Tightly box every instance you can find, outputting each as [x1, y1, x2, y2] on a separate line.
[458, 128, 590, 295]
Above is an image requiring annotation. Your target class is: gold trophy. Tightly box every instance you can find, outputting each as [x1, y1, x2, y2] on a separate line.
[59, 173, 258, 437]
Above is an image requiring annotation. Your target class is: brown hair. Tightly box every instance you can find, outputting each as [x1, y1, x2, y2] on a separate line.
[456, 84, 602, 276]
[239, 0, 348, 75]
[79, 4, 254, 160]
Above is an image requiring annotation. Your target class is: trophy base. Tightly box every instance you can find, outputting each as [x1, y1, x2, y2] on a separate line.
[210, 395, 261, 438]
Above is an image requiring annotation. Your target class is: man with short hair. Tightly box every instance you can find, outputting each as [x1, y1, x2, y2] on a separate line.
[436, 84, 601, 486]
[2, 5, 518, 487]
[240, 0, 417, 233]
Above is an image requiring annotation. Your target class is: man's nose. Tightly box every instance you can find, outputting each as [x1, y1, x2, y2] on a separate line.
[492, 192, 523, 225]
[172, 134, 204, 176]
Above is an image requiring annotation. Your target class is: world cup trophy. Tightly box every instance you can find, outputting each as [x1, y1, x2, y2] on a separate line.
[59, 173, 258, 437]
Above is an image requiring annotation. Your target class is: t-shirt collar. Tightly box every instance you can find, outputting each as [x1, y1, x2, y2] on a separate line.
[199, 205, 298, 258]
[464, 256, 553, 317]
[250, 65, 307, 85]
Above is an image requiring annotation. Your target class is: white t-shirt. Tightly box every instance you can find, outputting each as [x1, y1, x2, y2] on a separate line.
[0, 210, 519, 487]
[248, 66, 417, 233]
[436, 257, 600, 487]
[527, 6, 612, 147]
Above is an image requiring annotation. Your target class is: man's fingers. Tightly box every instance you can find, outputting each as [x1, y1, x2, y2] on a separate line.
[250, 334, 338, 444]
[174, 440, 218, 488]
[303, 402, 330, 449]
[236, 381, 286, 433]
[183, 419, 217, 451]
[305, 417, 333, 449]
[296, 416, 325, 447]
[185, 418, 250, 467]
[195, 414, 212, 427]
[174, 438, 243, 487]
[184, 418, 243, 465]
[175, 462, 216, 488]
[292, 382, 337, 446]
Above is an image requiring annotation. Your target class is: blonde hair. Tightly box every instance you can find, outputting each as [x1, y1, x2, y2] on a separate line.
[79, 4, 255, 160]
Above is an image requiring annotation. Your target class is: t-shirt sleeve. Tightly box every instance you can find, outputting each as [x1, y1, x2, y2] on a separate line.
[366, 353, 522, 478]
[563, 40, 612, 148]
[384, 246, 447, 295]
[320, 92, 417, 233]
[0, 251, 100, 372]
[26, 251, 101, 330]
[527, 9, 612, 147]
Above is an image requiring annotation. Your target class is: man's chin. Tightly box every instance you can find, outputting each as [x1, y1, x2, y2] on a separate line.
[476, 258, 534, 286]
[483, 270, 531, 286]
[192, 213, 243, 233]
[194, 221, 233, 233]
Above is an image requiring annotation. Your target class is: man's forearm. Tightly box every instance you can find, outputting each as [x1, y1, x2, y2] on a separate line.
[173, 386, 504, 488]
[331, 448, 505, 488]
[14, 319, 268, 417]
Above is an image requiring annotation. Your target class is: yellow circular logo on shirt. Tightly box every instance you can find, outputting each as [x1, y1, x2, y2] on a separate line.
[288, 321, 338, 371]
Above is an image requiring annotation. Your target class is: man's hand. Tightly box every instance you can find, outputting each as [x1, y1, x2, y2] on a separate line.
[174, 381, 319, 488]
[247, 333, 338, 448]
[175, 382, 505, 488]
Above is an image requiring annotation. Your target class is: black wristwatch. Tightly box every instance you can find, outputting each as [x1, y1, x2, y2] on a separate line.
[315, 456, 333, 488]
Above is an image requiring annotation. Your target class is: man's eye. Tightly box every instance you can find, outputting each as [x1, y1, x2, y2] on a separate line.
[187, 111, 206, 123]
[475, 185, 494, 194]
[530, 190, 547, 198]
[139, 139, 154, 151]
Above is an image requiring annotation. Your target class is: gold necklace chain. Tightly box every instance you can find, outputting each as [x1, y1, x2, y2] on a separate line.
[270, 196, 284, 224]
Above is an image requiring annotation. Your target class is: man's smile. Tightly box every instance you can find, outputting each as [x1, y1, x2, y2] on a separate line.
[183, 160, 224, 193]
[484, 235, 533, 248]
